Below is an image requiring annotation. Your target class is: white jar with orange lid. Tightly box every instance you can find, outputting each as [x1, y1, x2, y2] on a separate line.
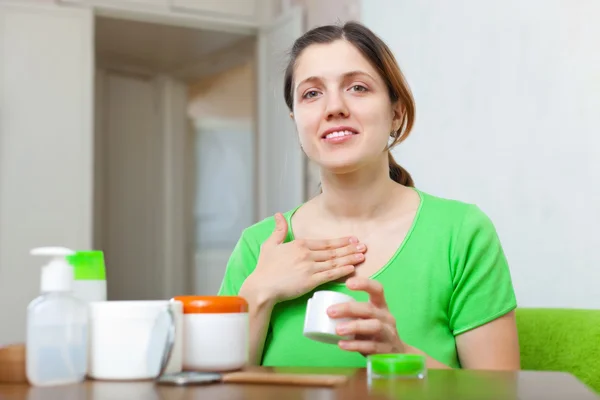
[173, 296, 248, 372]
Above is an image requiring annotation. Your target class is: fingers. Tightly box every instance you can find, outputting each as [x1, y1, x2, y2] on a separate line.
[313, 252, 365, 272]
[338, 340, 390, 355]
[336, 318, 384, 337]
[327, 301, 391, 324]
[311, 242, 367, 262]
[346, 277, 388, 309]
[303, 236, 359, 251]
[310, 265, 355, 287]
[263, 213, 288, 247]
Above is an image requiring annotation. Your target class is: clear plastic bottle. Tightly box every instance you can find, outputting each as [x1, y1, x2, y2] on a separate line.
[26, 247, 88, 386]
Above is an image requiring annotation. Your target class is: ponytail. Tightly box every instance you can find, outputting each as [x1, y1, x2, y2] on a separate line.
[388, 152, 414, 187]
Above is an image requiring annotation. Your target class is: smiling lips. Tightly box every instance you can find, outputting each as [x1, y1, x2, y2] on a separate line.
[321, 127, 359, 143]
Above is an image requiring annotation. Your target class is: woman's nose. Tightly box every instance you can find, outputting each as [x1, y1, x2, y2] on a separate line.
[325, 93, 349, 120]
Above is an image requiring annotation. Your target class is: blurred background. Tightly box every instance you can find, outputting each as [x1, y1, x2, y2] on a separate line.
[0, 0, 598, 345]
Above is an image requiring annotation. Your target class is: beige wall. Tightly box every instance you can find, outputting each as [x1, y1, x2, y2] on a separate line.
[0, 5, 93, 345]
[299, 0, 360, 29]
[277, 0, 361, 29]
[187, 61, 255, 126]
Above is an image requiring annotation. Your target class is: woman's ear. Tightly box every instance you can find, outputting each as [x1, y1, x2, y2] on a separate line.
[289, 112, 295, 121]
[391, 102, 405, 132]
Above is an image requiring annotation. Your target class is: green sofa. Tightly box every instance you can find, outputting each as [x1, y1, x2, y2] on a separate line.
[516, 308, 600, 393]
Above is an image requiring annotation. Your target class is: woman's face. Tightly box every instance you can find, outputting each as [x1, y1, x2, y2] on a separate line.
[291, 39, 401, 174]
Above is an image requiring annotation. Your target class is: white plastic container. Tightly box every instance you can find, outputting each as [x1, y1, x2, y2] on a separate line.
[303, 290, 357, 344]
[66, 251, 107, 303]
[173, 296, 248, 372]
[26, 247, 88, 387]
[87, 300, 183, 380]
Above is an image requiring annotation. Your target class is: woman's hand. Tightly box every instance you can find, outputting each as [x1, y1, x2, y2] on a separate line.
[242, 213, 367, 304]
[326, 277, 406, 356]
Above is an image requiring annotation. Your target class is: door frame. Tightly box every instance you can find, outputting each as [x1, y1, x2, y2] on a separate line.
[56, 0, 269, 34]
[64, 0, 306, 297]
[84, 2, 261, 299]
[257, 5, 306, 221]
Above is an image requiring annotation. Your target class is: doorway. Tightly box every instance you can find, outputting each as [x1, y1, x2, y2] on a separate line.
[93, 16, 257, 300]
[0, 1, 304, 345]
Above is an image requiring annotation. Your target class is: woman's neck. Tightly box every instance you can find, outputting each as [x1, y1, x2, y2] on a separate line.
[317, 159, 400, 221]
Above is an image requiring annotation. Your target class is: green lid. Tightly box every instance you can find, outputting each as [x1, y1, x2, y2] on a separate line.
[66, 251, 106, 280]
[367, 354, 426, 378]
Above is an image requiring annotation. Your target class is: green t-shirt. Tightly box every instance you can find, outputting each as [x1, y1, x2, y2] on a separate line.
[218, 189, 517, 369]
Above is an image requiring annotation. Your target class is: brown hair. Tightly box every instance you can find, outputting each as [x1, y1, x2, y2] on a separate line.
[283, 22, 415, 187]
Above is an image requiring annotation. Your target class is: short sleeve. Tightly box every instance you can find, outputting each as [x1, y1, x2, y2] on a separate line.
[448, 205, 517, 336]
[217, 230, 259, 296]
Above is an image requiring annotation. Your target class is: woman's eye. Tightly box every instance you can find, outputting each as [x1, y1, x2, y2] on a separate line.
[303, 90, 320, 99]
[350, 85, 368, 92]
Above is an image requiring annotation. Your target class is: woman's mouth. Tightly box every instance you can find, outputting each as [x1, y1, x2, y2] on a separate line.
[321, 127, 359, 143]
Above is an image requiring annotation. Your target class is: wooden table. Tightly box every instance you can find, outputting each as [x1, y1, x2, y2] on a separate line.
[0, 367, 597, 400]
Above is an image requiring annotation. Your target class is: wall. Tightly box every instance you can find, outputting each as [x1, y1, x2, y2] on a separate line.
[363, 0, 600, 308]
[187, 61, 257, 295]
[0, 4, 93, 345]
[302, 0, 360, 29]
[188, 61, 255, 126]
[280, 0, 360, 28]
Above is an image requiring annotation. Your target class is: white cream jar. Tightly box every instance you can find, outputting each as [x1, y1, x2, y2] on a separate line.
[173, 296, 248, 372]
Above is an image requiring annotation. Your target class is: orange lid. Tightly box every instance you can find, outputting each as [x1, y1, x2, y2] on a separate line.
[172, 296, 248, 314]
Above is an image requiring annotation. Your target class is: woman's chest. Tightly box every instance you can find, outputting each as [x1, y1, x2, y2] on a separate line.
[294, 214, 417, 279]
[351, 238, 404, 279]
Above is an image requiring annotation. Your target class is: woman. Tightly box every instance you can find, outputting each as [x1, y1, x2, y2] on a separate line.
[218, 22, 520, 370]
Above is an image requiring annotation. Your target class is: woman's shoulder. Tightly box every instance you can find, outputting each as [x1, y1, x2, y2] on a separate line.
[416, 189, 498, 236]
[237, 205, 302, 247]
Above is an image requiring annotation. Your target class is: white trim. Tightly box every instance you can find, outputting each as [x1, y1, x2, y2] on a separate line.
[168, 0, 260, 24]
[259, 2, 303, 34]
[157, 76, 172, 299]
[257, 5, 305, 220]
[257, 28, 268, 220]
[158, 76, 190, 297]
[257, 0, 278, 25]
[93, 68, 106, 251]
[83, 8, 95, 248]
[96, 54, 157, 79]
[0, 0, 79, 14]
[57, 0, 261, 34]
[171, 37, 256, 82]
[281, 0, 293, 14]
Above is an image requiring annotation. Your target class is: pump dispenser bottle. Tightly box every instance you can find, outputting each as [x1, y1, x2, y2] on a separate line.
[26, 247, 88, 386]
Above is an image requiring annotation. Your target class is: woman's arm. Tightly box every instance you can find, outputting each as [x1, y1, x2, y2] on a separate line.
[404, 311, 520, 370]
[455, 310, 521, 370]
[402, 344, 452, 369]
[238, 282, 275, 365]
[447, 204, 520, 369]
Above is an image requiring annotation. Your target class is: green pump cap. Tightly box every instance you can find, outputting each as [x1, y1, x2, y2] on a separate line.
[368, 354, 427, 377]
[66, 251, 106, 280]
